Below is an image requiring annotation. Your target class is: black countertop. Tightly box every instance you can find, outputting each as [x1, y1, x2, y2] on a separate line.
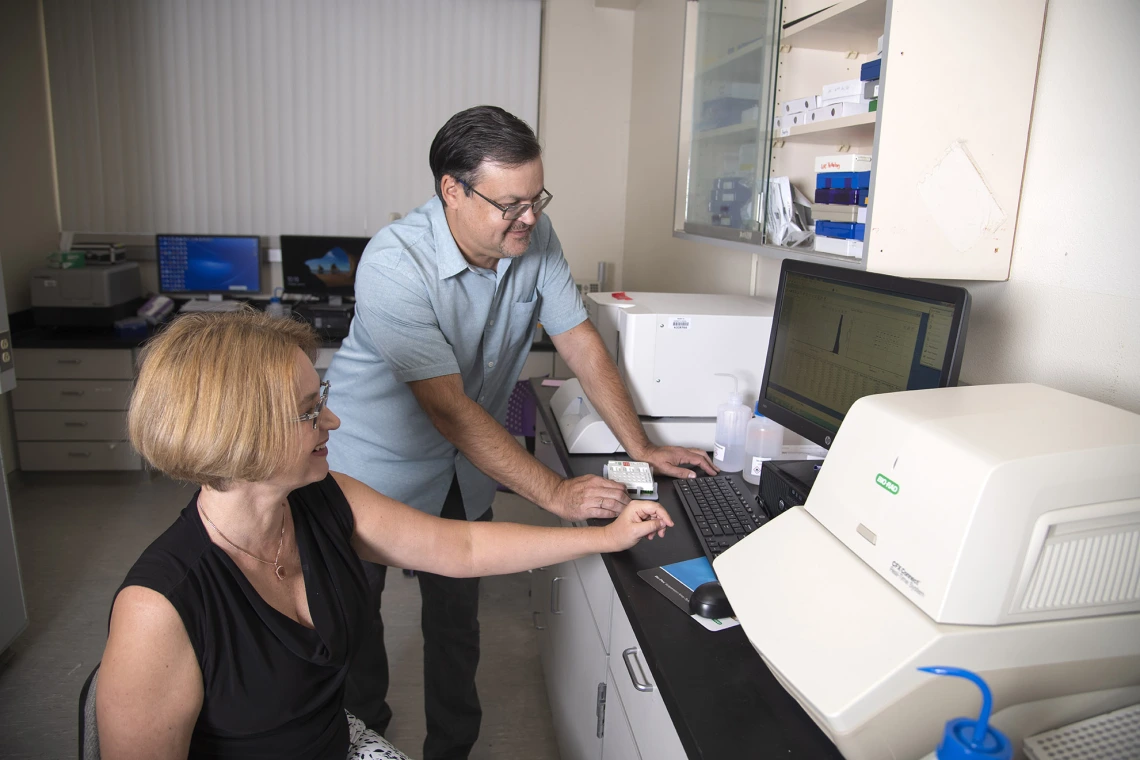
[529, 379, 843, 760]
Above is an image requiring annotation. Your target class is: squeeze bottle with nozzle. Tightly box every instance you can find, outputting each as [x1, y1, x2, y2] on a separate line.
[712, 373, 750, 473]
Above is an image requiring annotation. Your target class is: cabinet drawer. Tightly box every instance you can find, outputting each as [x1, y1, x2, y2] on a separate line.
[18, 441, 142, 471]
[14, 411, 129, 441]
[11, 380, 133, 410]
[14, 348, 134, 379]
[610, 602, 687, 760]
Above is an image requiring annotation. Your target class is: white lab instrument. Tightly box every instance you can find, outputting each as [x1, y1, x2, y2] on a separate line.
[715, 383, 1140, 760]
[552, 292, 775, 453]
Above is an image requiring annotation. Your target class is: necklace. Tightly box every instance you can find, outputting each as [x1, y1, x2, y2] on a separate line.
[199, 501, 289, 580]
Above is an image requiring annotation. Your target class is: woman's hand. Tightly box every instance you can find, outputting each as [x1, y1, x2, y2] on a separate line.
[603, 500, 674, 552]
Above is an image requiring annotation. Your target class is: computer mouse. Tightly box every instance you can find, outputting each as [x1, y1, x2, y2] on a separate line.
[688, 581, 734, 619]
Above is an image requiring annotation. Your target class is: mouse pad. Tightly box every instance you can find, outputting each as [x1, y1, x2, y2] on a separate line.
[638, 557, 740, 631]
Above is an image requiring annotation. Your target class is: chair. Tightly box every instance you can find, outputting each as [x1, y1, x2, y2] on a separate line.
[78, 663, 100, 759]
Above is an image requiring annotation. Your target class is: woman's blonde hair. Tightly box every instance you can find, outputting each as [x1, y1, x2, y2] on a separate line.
[129, 308, 320, 490]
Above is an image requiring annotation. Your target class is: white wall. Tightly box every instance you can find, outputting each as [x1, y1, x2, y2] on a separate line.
[622, 0, 758, 295]
[953, 0, 1140, 414]
[538, 0, 635, 290]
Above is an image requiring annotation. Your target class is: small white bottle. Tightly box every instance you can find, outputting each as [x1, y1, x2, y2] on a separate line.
[742, 410, 784, 485]
[712, 374, 750, 473]
[266, 287, 285, 319]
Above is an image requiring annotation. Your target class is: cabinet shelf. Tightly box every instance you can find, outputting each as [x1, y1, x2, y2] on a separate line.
[694, 121, 760, 141]
[780, 112, 876, 142]
[782, 0, 886, 53]
[698, 38, 766, 83]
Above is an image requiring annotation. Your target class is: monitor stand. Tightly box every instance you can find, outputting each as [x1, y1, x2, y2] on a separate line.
[179, 293, 243, 313]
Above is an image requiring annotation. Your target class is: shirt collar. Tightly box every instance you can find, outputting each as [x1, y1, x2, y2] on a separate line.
[428, 195, 514, 282]
[428, 196, 470, 281]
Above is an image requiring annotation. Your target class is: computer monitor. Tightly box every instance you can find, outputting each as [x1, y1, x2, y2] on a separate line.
[757, 260, 970, 450]
[156, 235, 262, 295]
[280, 235, 369, 299]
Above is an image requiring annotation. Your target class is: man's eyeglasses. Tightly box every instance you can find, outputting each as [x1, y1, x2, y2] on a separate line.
[294, 381, 330, 430]
[459, 180, 553, 221]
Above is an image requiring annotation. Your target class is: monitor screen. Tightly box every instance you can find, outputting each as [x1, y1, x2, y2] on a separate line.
[280, 235, 370, 297]
[758, 260, 970, 450]
[156, 235, 261, 295]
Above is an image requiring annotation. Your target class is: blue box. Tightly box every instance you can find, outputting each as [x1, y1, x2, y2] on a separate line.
[861, 58, 881, 82]
[814, 187, 867, 205]
[816, 171, 871, 190]
[815, 221, 866, 241]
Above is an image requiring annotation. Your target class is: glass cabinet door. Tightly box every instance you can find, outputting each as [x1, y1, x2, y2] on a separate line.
[678, 0, 781, 245]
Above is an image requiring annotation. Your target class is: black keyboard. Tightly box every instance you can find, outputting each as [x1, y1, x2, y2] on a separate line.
[673, 475, 769, 563]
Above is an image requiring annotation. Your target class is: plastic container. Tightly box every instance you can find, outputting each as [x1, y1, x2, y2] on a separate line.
[266, 287, 285, 319]
[743, 409, 784, 485]
[712, 373, 750, 473]
[916, 667, 1012, 760]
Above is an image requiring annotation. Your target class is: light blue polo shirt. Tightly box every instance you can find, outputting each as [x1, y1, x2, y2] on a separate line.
[324, 195, 587, 518]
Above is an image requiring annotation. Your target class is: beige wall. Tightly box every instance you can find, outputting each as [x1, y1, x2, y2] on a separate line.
[1, 0, 58, 313]
[538, 0, 635, 290]
[622, 0, 1140, 415]
[1, 0, 60, 474]
[622, 0, 758, 295]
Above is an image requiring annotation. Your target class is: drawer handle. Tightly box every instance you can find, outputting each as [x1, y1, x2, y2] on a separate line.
[539, 431, 552, 446]
[550, 576, 564, 615]
[64, 421, 89, 427]
[61, 390, 85, 397]
[532, 611, 546, 631]
[57, 359, 82, 365]
[622, 647, 654, 693]
[67, 451, 92, 458]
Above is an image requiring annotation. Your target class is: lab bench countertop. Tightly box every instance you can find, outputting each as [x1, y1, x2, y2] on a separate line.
[529, 379, 843, 760]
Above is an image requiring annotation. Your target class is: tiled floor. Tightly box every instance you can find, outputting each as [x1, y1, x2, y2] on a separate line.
[0, 471, 559, 759]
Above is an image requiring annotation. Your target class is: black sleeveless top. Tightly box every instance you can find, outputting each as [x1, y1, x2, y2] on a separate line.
[115, 474, 370, 759]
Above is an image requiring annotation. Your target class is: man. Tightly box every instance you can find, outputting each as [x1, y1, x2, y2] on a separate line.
[325, 105, 716, 760]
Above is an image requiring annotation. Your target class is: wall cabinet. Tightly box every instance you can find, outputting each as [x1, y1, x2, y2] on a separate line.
[12, 348, 141, 471]
[677, 0, 1047, 280]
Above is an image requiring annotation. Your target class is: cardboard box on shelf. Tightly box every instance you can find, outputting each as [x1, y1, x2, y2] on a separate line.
[862, 80, 879, 100]
[815, 154, 872, 173]
[813, 235, 864, 258]
[809, 101, 871, 121]
[779, 96, 815, 115]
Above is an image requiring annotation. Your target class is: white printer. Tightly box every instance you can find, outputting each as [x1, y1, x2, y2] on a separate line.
[551, 291, 775, 453]
[716, 383, 1140, 760]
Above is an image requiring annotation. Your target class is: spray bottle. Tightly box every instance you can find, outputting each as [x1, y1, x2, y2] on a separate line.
[916, 667, 1012, 760]
[712, 373, 750, 473]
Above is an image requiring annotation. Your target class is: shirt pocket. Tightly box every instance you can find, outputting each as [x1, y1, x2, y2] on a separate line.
[506, 298, 540, 354]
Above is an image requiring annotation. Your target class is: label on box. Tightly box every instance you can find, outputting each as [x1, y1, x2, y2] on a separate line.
[669, 317, 692, 330]
[815, 154, 872, 173]
[821, 79, 864, 100]
[857, 206, 868, 224]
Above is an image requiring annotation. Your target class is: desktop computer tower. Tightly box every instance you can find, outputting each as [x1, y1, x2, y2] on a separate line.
[293, 302, 354, 339]
[759, 460, 821, 518]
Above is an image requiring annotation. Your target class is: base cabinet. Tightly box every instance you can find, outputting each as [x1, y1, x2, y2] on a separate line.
[536, 554, 687, 759]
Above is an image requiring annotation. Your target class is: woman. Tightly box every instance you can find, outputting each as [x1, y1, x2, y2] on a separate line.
[96, 309, 672, 760]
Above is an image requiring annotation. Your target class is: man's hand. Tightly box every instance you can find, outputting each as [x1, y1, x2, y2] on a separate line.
[602, 501, 674, 552]
[635, 444, 719, 479]
[550, 475, 631, 522]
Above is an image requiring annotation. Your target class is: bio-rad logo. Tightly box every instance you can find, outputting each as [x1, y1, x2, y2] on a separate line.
[876, 473, 900, 495]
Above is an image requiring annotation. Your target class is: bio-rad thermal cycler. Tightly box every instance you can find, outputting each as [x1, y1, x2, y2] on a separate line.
[550, 292, 775, 452]
[716, 383, 1140, 760]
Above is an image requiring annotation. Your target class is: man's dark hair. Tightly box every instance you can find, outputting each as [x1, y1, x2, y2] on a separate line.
[429, 105, 542, 201]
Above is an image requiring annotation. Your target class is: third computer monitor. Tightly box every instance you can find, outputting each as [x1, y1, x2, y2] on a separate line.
[156, 234, 261, 295]
[757, 260, 971, 450]
[280, 235, 370, 299]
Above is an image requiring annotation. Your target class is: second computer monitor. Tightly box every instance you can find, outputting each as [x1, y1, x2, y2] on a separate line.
[157, 235, 261, 295]
[280, 235, 370, 298]
[757, 260, 970, 450]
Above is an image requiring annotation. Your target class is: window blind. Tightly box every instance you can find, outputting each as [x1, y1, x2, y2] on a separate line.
[42, 0, 541, 235]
